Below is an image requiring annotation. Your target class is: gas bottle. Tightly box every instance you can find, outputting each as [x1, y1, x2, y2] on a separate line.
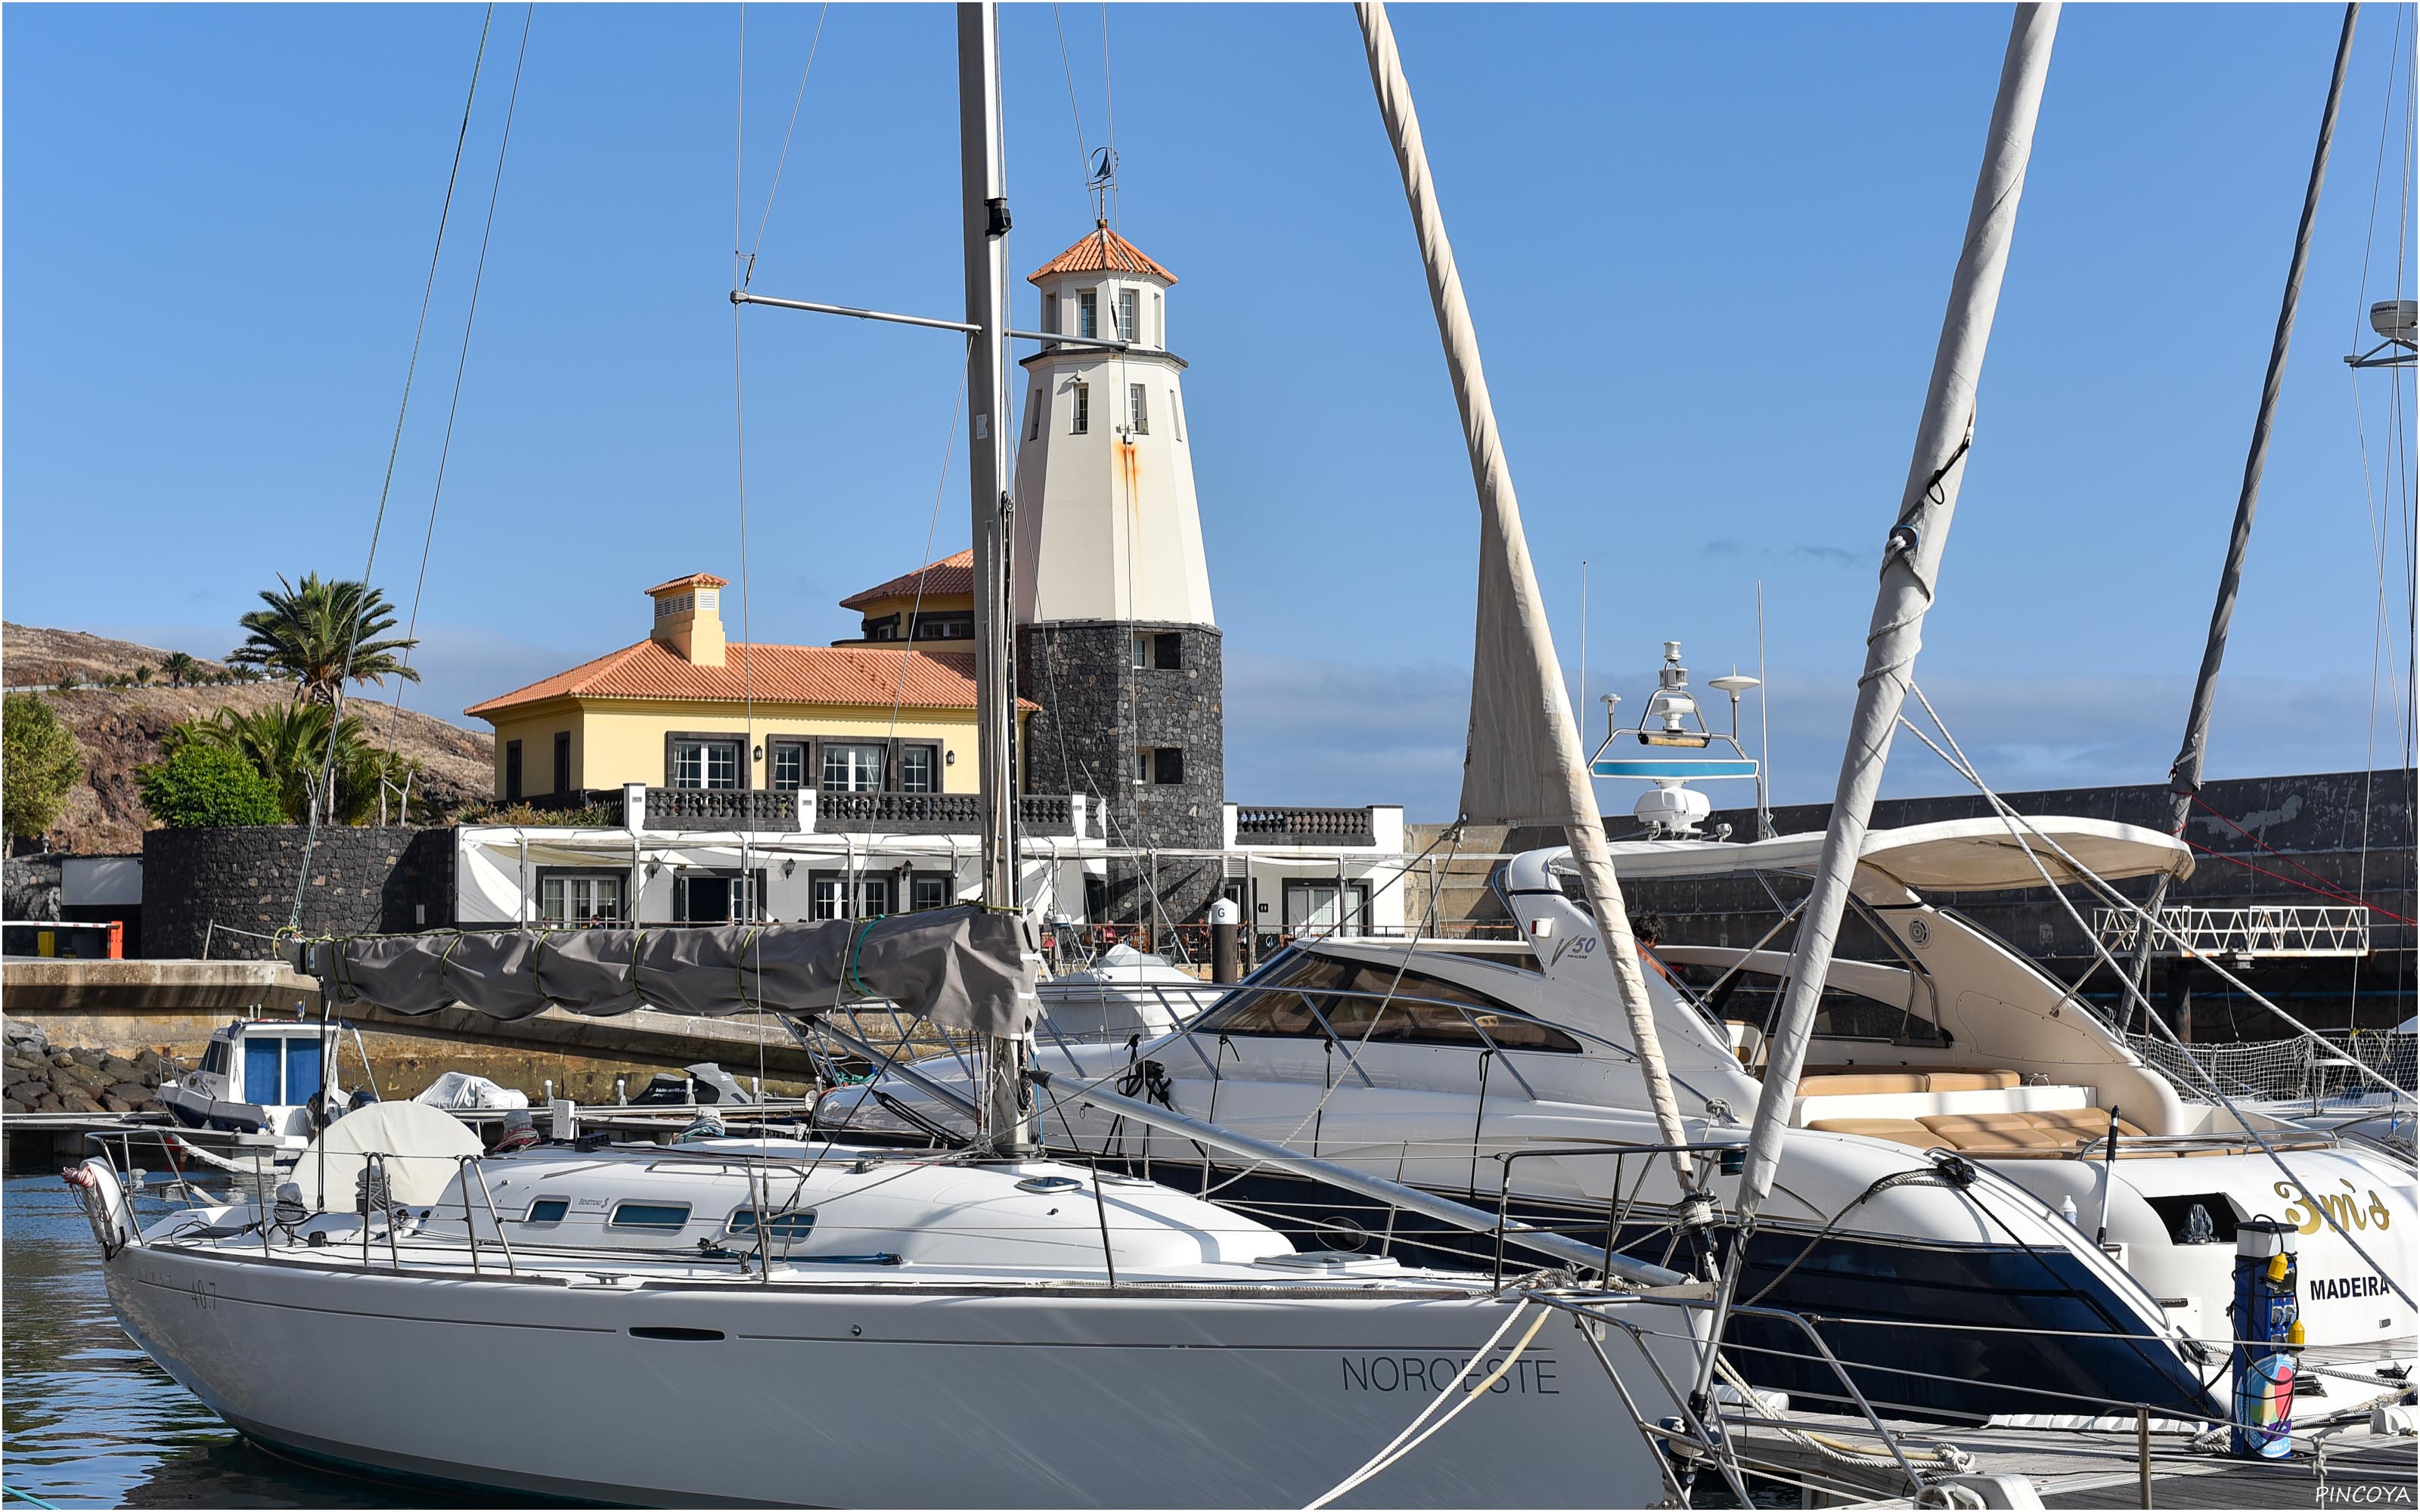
[2229, 1217, 2301, 1459]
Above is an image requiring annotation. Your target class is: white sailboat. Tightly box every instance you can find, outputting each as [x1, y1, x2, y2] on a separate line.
[818, 0, 2361, 1429]
[62, 8, 1727, 1505]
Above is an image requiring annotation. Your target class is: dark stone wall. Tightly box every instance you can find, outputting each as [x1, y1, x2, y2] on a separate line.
[141, 827, 455, 959]
[1606, 767, 2415, 1036]
[1019, 619, 1224, 922]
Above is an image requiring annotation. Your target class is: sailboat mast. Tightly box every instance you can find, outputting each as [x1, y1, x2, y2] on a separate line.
[958, 0, 1031, 1151]
[1700, 0, 2060, 1397]
[1354, 2, 1697, 1188]
[2127, 3, 2360, 1017]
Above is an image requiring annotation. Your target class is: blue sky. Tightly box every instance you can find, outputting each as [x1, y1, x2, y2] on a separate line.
[5, 3, 2413, 820]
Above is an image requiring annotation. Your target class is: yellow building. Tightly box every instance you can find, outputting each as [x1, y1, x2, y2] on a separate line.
[465, 567, 1025, 803]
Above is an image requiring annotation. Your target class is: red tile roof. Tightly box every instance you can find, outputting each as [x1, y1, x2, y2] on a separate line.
[645, 572, 730, 596]
[840, 550, 975, 611]
[464, 637, 1033, 717]
[1027, 222, 1177, 285]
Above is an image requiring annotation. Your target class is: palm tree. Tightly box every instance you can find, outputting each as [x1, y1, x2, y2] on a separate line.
[228, 574, 420, 705]
[179, 704, 418, 825]
[133, 665, 154, 686]
[161, 651, 200, 688]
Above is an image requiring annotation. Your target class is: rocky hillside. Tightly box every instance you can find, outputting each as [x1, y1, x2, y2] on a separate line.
[5, 625, 493, 854]
[2, 622, 235, 688]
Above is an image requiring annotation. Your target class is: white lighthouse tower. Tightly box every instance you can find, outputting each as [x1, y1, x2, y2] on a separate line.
[1012, 222, 1215, 627]
[1012, 221, 1224, 919]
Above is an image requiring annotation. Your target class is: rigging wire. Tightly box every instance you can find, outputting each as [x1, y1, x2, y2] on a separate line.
[1100, 2, 1119, 228]
[2344, 8, 2418, 1028]
[741, 2, 833, 288]
[1050, 5, 1092, 191]
[287, 5, 497, 934]
[382, 4, 537, 771]
[733, 2, 766, 1084]
[883, 378, 970, 775]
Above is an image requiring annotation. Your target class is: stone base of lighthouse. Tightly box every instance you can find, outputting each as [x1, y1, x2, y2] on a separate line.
[1019, 620, 1224, 925]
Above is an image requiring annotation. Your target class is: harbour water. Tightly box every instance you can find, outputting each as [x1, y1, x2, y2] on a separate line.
[0, 1175, 532, 1510]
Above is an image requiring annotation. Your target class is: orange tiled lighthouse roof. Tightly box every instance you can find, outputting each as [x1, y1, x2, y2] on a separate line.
[1028, 222, 1177, 285]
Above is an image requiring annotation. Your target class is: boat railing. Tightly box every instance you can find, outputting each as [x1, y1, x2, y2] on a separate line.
[1485, 1142, 1744, 1287]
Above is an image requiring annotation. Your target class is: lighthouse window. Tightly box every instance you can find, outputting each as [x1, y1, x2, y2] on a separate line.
[1045, 292, 1059, 333]
[1171, 389, 1184, 442]
[1116, 288, 1137, 342]
[1078, 289, 1098, 338]
[1153, 747, 1185, 785]
[1027, 389, 1043, 440]
[1070, 384, 1090, 435]
[1128, 384, 1149, 435]
[1153, 291, 1163, 346]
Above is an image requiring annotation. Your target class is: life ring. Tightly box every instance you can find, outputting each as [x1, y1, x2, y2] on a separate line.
[60, 1158, 132, 1255]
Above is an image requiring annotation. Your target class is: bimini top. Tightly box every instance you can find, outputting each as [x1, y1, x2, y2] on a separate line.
[291, 906, 1038, 1037]
[1597, 816, 2194, 894]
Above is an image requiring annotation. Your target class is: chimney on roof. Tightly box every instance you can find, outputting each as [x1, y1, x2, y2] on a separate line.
[647, 573, 728, 667]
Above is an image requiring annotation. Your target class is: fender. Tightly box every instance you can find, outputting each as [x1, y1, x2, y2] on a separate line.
[60, 1158, 132, 1256]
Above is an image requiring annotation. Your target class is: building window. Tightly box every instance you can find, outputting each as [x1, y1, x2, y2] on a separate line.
[1153, 291, 1163, 346]
[860, 614, 901, 641]
[770, 742, 808, 792]
[1070, 383, 1089, 435]
[910, 872, 952, 911]
[1153, 746, 1185, 785]
[1130, 633, 1151, 670]
[552, 732, 572, 796]
[1116, 288, 1137, 342]
[809, 873, 893, 921]
[899, 745, 938, 795]
[504, 740, 523, 801]
[675, 869, 763, 925]
[1171, 389, 1184, 442]
[1045, 292, 1059, 333]
[821, 743, 884, 792]
[1128, 383, 1148, 435]
[911, 611, 973, 641]
[1077, 289, 1097, 338]
[539, 871, 624, 927]
[1028, 390, 1043, 440]
[1131, 748, 1151, 784]
[1284, 880, 1373, 937]
[671, 738, 741, 790]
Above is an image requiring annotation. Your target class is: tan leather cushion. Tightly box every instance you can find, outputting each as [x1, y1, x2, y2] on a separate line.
[1925, 1070, 2021, 1092]
[1919, 1113, 2067, 1150]
[1805, 1118, 1940, 1148]
[1799, 1074, 1929, 1096]
[2024, 1108, 2147, 1145]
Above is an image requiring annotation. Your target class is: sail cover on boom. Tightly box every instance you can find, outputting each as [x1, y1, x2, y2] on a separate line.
[292, 906, 1039, 1037]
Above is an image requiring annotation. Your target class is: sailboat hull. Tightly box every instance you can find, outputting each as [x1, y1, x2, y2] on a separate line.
[1097, 1163, 2219, 1424]
[104, 1241, 1693, 1507]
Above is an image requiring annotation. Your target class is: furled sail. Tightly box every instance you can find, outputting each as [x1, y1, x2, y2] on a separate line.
[292, 906, 1040, 1038]
[1355, 2, 1692, 1170]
